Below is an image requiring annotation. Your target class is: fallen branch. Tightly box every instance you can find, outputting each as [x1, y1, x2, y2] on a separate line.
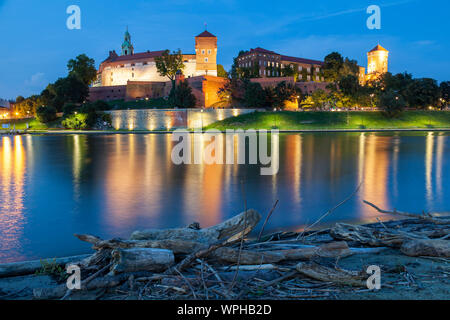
[130, 209, 261, 244]
[296, 262, 366, 287]
[363, 200, 450, 225]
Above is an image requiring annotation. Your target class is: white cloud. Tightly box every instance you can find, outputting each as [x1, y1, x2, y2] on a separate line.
[24, 72, 47, 89]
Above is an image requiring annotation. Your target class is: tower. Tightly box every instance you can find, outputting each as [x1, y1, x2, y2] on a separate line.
[195, 30, 217, 76]
[366, 44, 388, 80]
[121, 27, 134, 56]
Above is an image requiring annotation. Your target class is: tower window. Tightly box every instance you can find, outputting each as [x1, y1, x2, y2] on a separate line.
[204, 58, 208, 62]
[208, 49, 211, 54]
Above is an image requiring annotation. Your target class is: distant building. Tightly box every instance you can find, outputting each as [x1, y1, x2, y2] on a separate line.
[89, 28, 226, 108]
[360, 44, 389, 83]
[0, 99, 10, 109]
[235, 47, 324, 82]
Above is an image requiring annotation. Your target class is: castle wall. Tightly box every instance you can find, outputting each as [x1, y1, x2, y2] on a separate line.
[107, 108, 261, 130]
[102, 60, 197, 86]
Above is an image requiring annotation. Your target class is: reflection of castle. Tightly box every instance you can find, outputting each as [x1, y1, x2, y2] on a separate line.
[89, 28, 226, 108]
[360, 44, 389, 83]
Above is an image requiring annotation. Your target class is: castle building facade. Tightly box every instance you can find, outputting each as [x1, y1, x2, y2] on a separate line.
[236, 47, 324, 82]
[89, 29, 226, 108]
[94, 29, 218, 88]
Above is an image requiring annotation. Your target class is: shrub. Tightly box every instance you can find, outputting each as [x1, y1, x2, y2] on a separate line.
[36, 105, 57, 123]
[61, 113, 89, 129]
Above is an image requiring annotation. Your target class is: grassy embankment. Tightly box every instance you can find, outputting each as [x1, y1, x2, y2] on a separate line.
[0, 118, 61, 131]
[205, 110, 450, 131]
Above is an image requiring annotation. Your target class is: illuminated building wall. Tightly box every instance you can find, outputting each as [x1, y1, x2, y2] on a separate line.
[107, 108, 260, 130]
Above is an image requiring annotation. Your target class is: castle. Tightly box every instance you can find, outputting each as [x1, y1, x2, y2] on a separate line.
[89, 28, 389, 107]
[90, 28, 226, 107]
[360, 44, 389, 83]
[94, 28, 218, 87]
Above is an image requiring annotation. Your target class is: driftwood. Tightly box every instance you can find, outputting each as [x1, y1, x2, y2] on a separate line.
[212, 242, 352, 265]
[74, 234, 206, 255]
[296, 262, 366, 287]
[400, 239, 450, 258]
[33, 274, 129, 300]
[330, 223, 404, 247]
[110, 248, 175, 275]
[0, 254, 91, 278]
[131, 209, 261, 244]
[363, 200, 450, 225]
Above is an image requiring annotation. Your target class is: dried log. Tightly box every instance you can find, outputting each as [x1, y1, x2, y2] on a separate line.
[110, 248, 174, 275]
[33, 274, 129, 300]
[0, 254, 91, 278]
[296, 262, 367, 287]
[330, 223, 404, 247]
[400, 239, 450, 258]
[363, 200, 450, 225]
[74, 234, 206, 254]
[131, 209, 261, 244]
[212, 242, 352, 265]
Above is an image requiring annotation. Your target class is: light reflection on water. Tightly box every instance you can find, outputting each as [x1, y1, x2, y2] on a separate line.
[0, 132, 448, 263]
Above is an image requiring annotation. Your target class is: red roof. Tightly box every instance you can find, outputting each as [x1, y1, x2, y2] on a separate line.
[196, 30, 216, 38]
[249, 47, 279, 55]
[369, 44, 388, 53]
[281, 55, 324, 66]
[103, 50, 166, 63]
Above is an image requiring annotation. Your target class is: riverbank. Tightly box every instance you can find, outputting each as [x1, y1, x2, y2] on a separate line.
[0, 208, 448, 300]
[205, 110, 450, 131]
[2, 111, 450, 134]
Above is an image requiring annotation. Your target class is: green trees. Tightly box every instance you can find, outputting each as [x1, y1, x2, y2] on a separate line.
[404, 78, 440, 109]
[67, 54, 97, 86]
[217, 64, 228, 78]
[379, 90, 406, 117]
[323, 52, 359, 82]
[440, 81, 450, 108]
[168, 80, 197, 108]
[36, 105, 57, 123]
[243, 82, 267, 108]
[155, 49, 185, 83]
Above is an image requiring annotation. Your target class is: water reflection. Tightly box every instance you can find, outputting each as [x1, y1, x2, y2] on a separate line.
[0, 132, 449, 263]
[0, 136, 26, 262]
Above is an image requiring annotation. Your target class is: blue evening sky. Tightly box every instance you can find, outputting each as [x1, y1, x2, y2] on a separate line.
[0, 0, 449, 99]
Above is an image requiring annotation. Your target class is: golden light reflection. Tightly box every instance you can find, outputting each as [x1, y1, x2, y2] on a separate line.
[359, 134, 390, 221]
[0, 136, 27, 262]
[425, 132, 434, 205]
[435, 134, 445, 202]
[284, 134, 301, 204]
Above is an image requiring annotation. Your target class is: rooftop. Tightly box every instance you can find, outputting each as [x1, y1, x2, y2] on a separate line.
[369, 44, 389, 53]
[196, 30, 216, 38]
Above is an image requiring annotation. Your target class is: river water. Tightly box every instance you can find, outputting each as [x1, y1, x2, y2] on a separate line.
[0, 132, 448, 263]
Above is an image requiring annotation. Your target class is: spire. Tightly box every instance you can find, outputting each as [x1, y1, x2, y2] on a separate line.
[122, 26, 134, 56]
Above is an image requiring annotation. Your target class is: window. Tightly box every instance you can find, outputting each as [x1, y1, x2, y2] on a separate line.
[143, 62, 148, 65]
[132, 73, 134, 78]
[202, 50, 205, 54]
[205, 58, 208, 62]
[316, 67, 320, 73]
[208, 49, 211, 54]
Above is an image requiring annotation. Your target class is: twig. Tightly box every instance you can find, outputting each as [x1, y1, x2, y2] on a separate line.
[363, 200, 450, 225]
[258, 200, 279, 242]
[298, 182, 362, 239]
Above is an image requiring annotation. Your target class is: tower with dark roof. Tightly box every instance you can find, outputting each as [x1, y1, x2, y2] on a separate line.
[195, 29, 217, 76]
[121, 27, 134, 56]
